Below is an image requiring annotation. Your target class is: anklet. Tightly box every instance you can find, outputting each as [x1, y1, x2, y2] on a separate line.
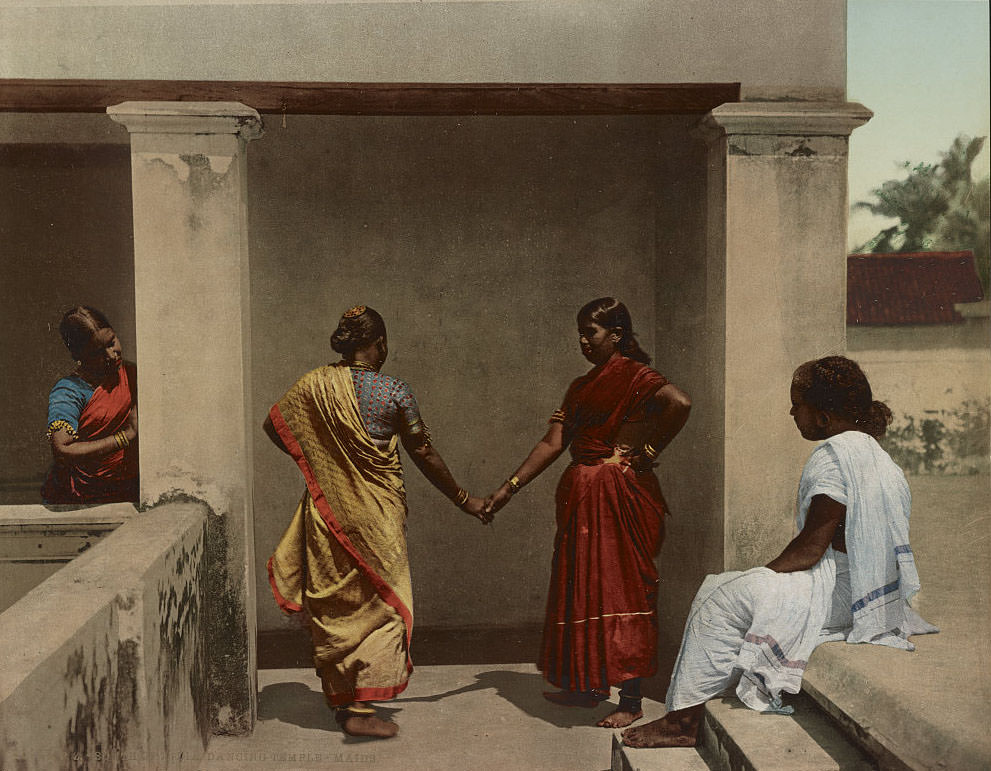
[617, 695, 642, 713]
[336, 704, 376, 720]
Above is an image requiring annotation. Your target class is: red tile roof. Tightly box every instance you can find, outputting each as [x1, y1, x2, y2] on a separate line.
[847, 251, 984, 325]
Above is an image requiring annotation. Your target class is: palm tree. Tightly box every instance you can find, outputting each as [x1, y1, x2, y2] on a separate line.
[854, 135, 990, 292]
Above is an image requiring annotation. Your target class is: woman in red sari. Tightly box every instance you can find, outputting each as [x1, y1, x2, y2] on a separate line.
[485, 297, 691, 728]
[42, 306, 138, 504]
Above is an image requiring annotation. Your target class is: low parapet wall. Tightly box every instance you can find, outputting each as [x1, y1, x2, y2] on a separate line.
[0, 501, 209, 770]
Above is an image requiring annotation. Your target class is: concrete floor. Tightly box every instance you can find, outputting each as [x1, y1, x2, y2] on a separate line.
[200, 664, 710, 771]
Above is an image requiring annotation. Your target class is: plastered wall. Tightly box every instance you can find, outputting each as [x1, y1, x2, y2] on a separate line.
[248, 114, 706, 634]
[0, 142, 135, 498]
[0, 1, 845, 102]
[0, 113, 710, 650]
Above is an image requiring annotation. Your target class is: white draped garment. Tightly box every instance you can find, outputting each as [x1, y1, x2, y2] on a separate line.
[666, 430, 939, 713]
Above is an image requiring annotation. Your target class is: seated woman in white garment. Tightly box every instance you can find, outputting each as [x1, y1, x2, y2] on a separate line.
[622, 355, 938, 749]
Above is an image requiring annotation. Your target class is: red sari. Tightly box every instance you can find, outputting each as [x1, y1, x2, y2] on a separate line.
[539, 354, 668, 692]
[42, 363, 138, 504]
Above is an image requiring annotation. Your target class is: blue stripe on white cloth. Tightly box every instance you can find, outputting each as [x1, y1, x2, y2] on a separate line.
[744, 633, 808, 669]
[851, 579, 900, 613]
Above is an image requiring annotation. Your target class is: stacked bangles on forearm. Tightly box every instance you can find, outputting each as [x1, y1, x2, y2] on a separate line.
[113, 430, 130, 450]
[453, 488, 470, 509]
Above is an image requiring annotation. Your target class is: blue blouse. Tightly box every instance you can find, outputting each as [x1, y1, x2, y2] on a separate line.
[350, 368, 427, 445]
[46, 375, 96, 438]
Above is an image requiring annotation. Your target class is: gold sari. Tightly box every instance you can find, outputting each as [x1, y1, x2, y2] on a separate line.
[267, 363, 413, 704]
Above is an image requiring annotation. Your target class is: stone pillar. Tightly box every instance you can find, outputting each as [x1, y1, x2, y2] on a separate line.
[700, 102, 872, 571]
[107, 102, 263, 735]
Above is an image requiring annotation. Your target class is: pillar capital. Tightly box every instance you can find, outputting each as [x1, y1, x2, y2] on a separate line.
[107, 101, 263, 141]
[699, 101, 872, 149]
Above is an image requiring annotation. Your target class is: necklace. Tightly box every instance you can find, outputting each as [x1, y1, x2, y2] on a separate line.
[346, 360, 379, 373]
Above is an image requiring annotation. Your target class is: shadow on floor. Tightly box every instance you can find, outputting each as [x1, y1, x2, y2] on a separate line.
[394, 668, 625, 729]
[257, 669, 627, 734]
[256, 681, 404, 745]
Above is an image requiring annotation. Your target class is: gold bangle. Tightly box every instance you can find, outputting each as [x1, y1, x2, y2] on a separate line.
[453, 488, 469, 507]
[506, 475, 522, 495]
[114, 431, 129, 450]
[642, 443, 658, 460]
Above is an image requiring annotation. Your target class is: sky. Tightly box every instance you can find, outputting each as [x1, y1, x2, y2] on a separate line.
[847, 0, 991, 250]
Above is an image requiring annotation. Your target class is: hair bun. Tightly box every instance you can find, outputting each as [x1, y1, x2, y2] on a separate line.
[330, 324, 357, 355]
[794, 356, 892, 439]
[329, 305, 386, 358]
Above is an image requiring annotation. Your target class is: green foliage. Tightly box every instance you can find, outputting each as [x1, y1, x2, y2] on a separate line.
[855, 134, 991, 292]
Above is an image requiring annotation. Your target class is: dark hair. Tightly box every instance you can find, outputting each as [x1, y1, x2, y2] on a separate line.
[792, 355, 892, 439]
[577, 297, 651, 365]
[59, 305, 113, 359]
[330, 305, 387, 357]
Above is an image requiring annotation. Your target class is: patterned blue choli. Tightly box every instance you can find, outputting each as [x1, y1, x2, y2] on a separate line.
[350, 367, 425, 448]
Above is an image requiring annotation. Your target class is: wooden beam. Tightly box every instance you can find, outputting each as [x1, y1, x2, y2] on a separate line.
[0, 80, 740, 116]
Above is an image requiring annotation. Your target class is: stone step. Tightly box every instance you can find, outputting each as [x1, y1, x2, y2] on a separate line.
[612, 734, 712, 771]
[612, 693, 876, 771]
[704, 693, 876, 771]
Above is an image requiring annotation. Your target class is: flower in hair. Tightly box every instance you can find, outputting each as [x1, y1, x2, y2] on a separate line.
[343, 305, 366, 319]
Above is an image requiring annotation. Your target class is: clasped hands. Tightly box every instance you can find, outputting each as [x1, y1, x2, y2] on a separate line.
[459, 494, 493, 525]
[454, 481, 512, 525]
[457, 478, 515, 525]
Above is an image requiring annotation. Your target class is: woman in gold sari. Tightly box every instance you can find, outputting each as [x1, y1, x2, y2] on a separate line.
[264, 305, 489, 739]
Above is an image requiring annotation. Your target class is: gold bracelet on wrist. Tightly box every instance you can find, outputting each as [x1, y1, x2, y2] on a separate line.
[453, 488, 470, 507]
[642, 443, 658, 460]
[506, 475, 522, 495]
[114, 431, 129, 450]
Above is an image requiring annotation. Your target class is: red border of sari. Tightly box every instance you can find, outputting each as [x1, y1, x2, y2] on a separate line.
[269, 403, 414, 699]
[266, 555, 302, 613]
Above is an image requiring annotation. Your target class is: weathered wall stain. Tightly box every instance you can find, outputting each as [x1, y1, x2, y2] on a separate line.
[204, 511, 251, 735]
[157, 530, 208, 758]
[146, 491, 246, 737]
[63, 638, 113, 771]
[111, 638, 139, 765]
[179, 153, 234, 234]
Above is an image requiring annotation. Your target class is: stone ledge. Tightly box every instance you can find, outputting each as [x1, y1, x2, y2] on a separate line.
[0, 501, 135, 527]
[0, 502, 210, 771]
[799, 473, 991, 771]
[803, 640, 991, 771]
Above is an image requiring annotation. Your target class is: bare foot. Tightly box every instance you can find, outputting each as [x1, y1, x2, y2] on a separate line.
[542, 690, 608, 708]
[596, 707, 643, 728]
[340, 714, 399, 739]
[621, 716, 697, 748]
